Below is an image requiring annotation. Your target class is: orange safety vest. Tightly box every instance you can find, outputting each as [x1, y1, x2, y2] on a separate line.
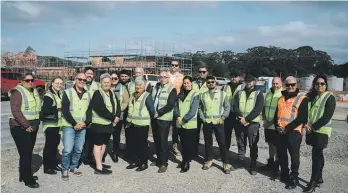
[277, 94, 306, 134]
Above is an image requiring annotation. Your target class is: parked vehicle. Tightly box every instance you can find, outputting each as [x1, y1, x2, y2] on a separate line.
[215, 77, 230, 86]
[1, 70, 47, 99]
[143, 74, 159, 87]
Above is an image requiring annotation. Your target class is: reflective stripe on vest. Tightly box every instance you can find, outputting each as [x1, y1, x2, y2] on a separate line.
[277, 94, 306, 134]
[128, 81, 136, 96]
[238, 90, 261, 123]
[127, 92, 151, 126]
[178, 91, 199, 129]
[60, 88, 91, 127]
[10, 85, 41, 120]
[92, 89, 117, 125]
[201, 90, 226, 124]
[264, 89, 282, 122]
[156, 84, 174, 121]
[224, 84, 244, 110]
[308, 92, 333, 137]
[192, 81, 208, 94]
[42, 90, 62, 131]
[84, 81, 100, 95]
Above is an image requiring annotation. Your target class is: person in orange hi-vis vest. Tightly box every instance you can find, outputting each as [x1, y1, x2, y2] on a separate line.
[168, 60, 184, 156]
[274, 76, 308, 190]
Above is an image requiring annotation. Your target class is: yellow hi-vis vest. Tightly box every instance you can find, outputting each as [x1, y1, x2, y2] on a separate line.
[264, 89, 282, 122]
[178, 91, 199, 129]
[127, 92, 151, 126]
[127, 81, 136, 96]
[201, 89, 227, 124]
[154, 83, 174, 121]
[84, 81, 100, 96]
[92, 89, 117, 125]
[10, 85, 41, 121]
[42, 90, 62, 131]
[308, 91, 333, 137]
[238, 90, 261, 123]
[223, 83, 245, 110]
[61, 88, 91, 127]
[192, 81, 208, 94]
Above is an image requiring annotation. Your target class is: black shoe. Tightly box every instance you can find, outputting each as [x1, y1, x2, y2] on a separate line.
[94, 168, 112, 175]
[150, 162, 158, 167]
[126, 163, 138, 169]
[24, 181, 39, 188]
[316, 177, 324, 187]
[158, 165, 168, 173]
[234, 159, 244, 169]
[32, 176, 38, 181]
[249, 160, 257, 175]
[285, 178, 298, 190]
[180, 162, 190, 173]
[303, 181, 317, 193]
[44, 169, 57, 175]
[136, 164, 148, 172]
[111, 152, 118, 163]
[55, 166, 62, 172]
[102, 164, 111, 169]
[260, 158, 274, 171]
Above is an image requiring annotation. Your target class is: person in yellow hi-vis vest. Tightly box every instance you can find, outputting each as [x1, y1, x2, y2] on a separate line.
[260, 77, 282, 176]
[126, 77, 155, 172]
[199, 75, 232, 174]
[151, 70, 177, 173]
[176, 76, 200, 173]
[82, 67, 101, 165]
[223, 70, 245, 153]
[41, 77, 64, 175]
[60, 73, 92, 181]
[90, 73, 121, 175]
[233, 74, 264, 175]
[9, 72, 41, 188]
[303, 74, 336, 193]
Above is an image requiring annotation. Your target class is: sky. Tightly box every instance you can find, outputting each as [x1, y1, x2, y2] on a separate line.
[1, 1, 348, 64]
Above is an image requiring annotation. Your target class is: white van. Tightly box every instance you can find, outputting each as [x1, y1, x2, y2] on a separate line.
[143, 74, 159, 87]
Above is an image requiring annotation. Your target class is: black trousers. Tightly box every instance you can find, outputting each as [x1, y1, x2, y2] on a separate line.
[112, 120, 126, 154]
[196, 118, 202, 157]
[224, 115, 238, 150]
[152, 119, 171, 165]
[203, 123, 228, 163]
[178, 128, 198, 162]
[172, 118, 179, 144]
[311, 147, 325, 182]
[128, 125, 149, 164]
[10, 125, 39, 183]
[277, 131, 302, 179]
[43, 127, 61, 170]
[81, 127, 94, 163]
[235, 123, 260, 161]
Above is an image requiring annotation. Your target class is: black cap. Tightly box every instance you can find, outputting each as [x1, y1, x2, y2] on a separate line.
[244, 74, 256, 82]
[119, 69, 130, 76]
[230, 70, 240, 78]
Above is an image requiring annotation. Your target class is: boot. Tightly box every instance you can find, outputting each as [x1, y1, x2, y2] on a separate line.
[260, 158, 274, 171]
[303, 181, 317, 193]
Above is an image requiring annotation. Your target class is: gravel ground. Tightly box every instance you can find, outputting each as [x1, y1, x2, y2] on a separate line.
[1, 120, 348, 193]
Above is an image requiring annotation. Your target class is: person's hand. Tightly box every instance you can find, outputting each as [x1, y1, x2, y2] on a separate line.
[305, 124, 312, 133]
[217, 119, 224, 125]
[154, 112, 158, 119]
[239, 117, 247, 125]
[114, 117, 119, 124]
[80, 122, 86, 129]
[276, 127, 285, 135]
[74, 124, 81, 130]
[177, 117, 182, 125]
[26, 126, 33, 132]
[57, 104, 62, 109]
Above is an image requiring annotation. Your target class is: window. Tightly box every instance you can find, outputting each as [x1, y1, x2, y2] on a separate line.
[147, 75, 159, 81]
[1, 73, 23, 80]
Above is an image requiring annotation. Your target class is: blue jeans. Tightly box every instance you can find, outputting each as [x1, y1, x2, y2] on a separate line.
[61, 127, 86, 171]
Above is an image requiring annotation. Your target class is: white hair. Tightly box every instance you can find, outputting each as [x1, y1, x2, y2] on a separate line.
[135, 67, 144, 73]
[100, 73, 111, 82]
[135, 76, 146, 88]
[285, 76, 297, 83]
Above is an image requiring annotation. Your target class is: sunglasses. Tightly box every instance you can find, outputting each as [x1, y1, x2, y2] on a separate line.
[77, 78, 87, 82]
[112, 77, 118, 80]
[315, 82, 326, 86]
[207, 81, 215, 84]
[285, 83, 296, 87]
[172, 64, 179, 67]
[199, 71, 207, 74]
[23, 79, 34, 83]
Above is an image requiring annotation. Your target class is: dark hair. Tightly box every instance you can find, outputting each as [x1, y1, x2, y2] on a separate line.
[110, 71, 118, 75]
[171, 60, 181, 65]
[306, 74, 328, 101]
[206, 75, 215, 81]
[84, 67, 94, 73]
[49, 76, 63, 89]
[196, 61, 208, 69]
[181, 76, 194, 93]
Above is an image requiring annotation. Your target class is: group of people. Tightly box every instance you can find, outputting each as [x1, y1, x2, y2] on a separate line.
[9, 60, 336, 193]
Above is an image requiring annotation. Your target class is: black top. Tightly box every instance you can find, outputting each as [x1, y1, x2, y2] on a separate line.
[233, 87, 264, 122]
[41, 87, 61, 116]
[61, 85, 92, 127]
[274, 89, 308, 131]
[310, 95, 336, 131]
[90, 90, 121, 133]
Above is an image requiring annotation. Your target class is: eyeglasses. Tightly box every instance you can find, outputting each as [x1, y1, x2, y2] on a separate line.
[206, 81, 215, 84]
[112, 78, 118, 80]
[23, 79, 34, 83]
[172, 64, 179, 67]
[77, 78, 87, 82]
[315, 82, 326, 86]
[199, 71, 207, 74]
[285, 83, 296, 87]
[159, 76, 168, 79]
